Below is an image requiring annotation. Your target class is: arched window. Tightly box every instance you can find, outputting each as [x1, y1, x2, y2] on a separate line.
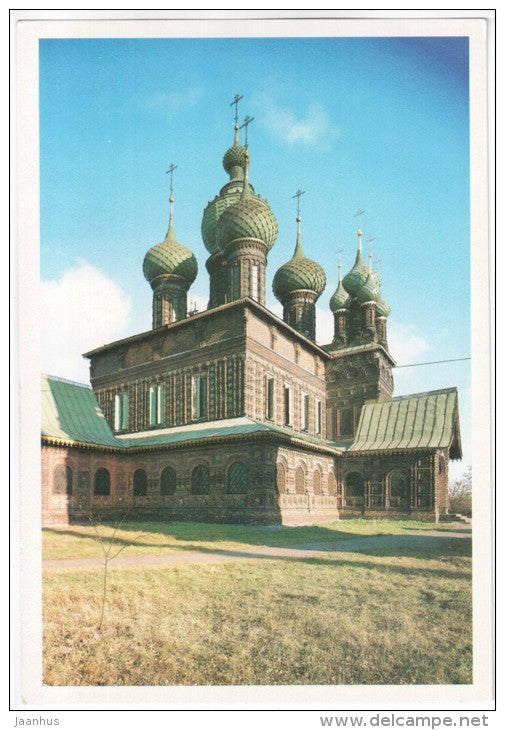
[295, 466, 306, 495]
[94, 468, 111, 496]
[345, 472, 365, 499]
[160, 466, 177, 496]
[313, 468, 322, 496]
[53, 464, 73, 496]
[191, 465, 210, 495]
[227, 462, 248, 494]
[133, 469, 148, 497]
[276, 463, 287, 494]
[327, 471, 337, 496]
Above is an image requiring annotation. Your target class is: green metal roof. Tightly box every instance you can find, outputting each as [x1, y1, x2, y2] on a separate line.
[118, 417, 344, 455]
[41, 377, 343, 456]
[41, 374, 121, 449]
[348, 388, 462, 457]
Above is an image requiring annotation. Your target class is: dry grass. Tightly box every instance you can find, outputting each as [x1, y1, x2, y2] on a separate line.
[42, 518, 464, 560]
[43, 536, 472, 686]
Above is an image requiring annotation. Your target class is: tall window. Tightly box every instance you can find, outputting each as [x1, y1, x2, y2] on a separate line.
[160, 466, 177, 496]
[340, 408, 352, 436]
[300, 392, 309, 431]
[94, 468, 111, 496]
[295, 466, 306, 495]
[191, 465, 210, 494]
[231, 264, 240, 300]
[284, 385, 292, 426]
[266, 376, 275, 420]
[227, 462, 249, 494]
[251, 263, 259, 301]
[133, 469, 148, 497]
[192, 373, 208, 420]
[114, 391, 128, 431]
[315, 399, 322, 435]
[149, 383, 165, 427]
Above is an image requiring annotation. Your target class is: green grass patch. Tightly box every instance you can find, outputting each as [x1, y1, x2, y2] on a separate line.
[43, 542, 472, 686]
[42, 518, 465, 560]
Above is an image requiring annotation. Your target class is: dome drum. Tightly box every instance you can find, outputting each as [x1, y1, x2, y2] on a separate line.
[149, 272, 191, 293]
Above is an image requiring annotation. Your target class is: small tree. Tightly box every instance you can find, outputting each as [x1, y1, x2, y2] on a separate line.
[85, 505, 146, 630]
[449, 466, 472, 516]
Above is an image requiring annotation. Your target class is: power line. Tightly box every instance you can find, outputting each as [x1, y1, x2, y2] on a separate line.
[395, 357, 471, 369]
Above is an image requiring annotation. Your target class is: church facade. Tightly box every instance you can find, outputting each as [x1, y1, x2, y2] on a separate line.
[41, 105, 462, 527]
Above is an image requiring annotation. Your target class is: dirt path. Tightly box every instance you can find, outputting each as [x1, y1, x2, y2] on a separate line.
[43, 528, 471, 572]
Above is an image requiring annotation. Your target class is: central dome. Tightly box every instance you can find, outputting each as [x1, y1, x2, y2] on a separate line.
[216, 194, 278, 252]
[215, 150, 278, 252]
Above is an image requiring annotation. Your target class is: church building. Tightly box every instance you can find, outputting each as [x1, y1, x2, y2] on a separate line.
[41, 100, 462, 526]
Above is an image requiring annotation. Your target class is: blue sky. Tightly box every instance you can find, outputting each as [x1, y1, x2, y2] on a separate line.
[39, 35, 470, 477]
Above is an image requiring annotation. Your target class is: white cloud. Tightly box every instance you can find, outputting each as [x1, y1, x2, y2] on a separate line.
[141, 87, 204, 116]
[260, 98, 338, 149]
[387, 322, 432, 366]
[41, 261, 132, 384]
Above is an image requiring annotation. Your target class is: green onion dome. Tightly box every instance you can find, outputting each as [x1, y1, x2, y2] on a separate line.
[376, 296, 391, 318]
[223, 139, 247, 178]
[356, 269, 381, 304]
[342, 231, 368, 296]
[201, 179, 253, 255]
[272, 219, 326, 301]
[329, 279, 351, 312]
[216, 151, 278, 252]
[143, 220, 197, 288]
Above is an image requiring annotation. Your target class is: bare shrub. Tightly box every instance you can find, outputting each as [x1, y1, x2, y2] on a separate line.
[449, 467, 472, 516]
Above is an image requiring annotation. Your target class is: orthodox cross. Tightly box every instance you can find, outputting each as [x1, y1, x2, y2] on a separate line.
[165, 163, 177, 201]
[239, 115, 254, 148]
[354, 208, 365, 228]
[230, 93, 243, 126]
[292, 189, 305, 216]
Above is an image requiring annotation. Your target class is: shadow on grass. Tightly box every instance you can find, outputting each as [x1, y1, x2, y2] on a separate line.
[45, 518, 470, 554]
[44, 526, 471, 574]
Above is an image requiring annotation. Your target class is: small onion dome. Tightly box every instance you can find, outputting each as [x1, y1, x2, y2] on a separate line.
[329, 279, 351, 312]
[342, 246, 368, 296]
[143, 222, 197, 288]
[376, 296, 391, 318]
[356, 270, 381, 304]
[216, 151, 278, 252]
[223, 140, 247, 178]
[272, 220, 326, 301]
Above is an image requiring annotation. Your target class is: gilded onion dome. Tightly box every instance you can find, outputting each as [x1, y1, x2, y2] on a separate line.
[329, 260, 351, 311]
[143, 200, 197, 288]
[216, 150, 278, 252]
[273, 215, 326, 301]
[342, 229, 368, 296]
